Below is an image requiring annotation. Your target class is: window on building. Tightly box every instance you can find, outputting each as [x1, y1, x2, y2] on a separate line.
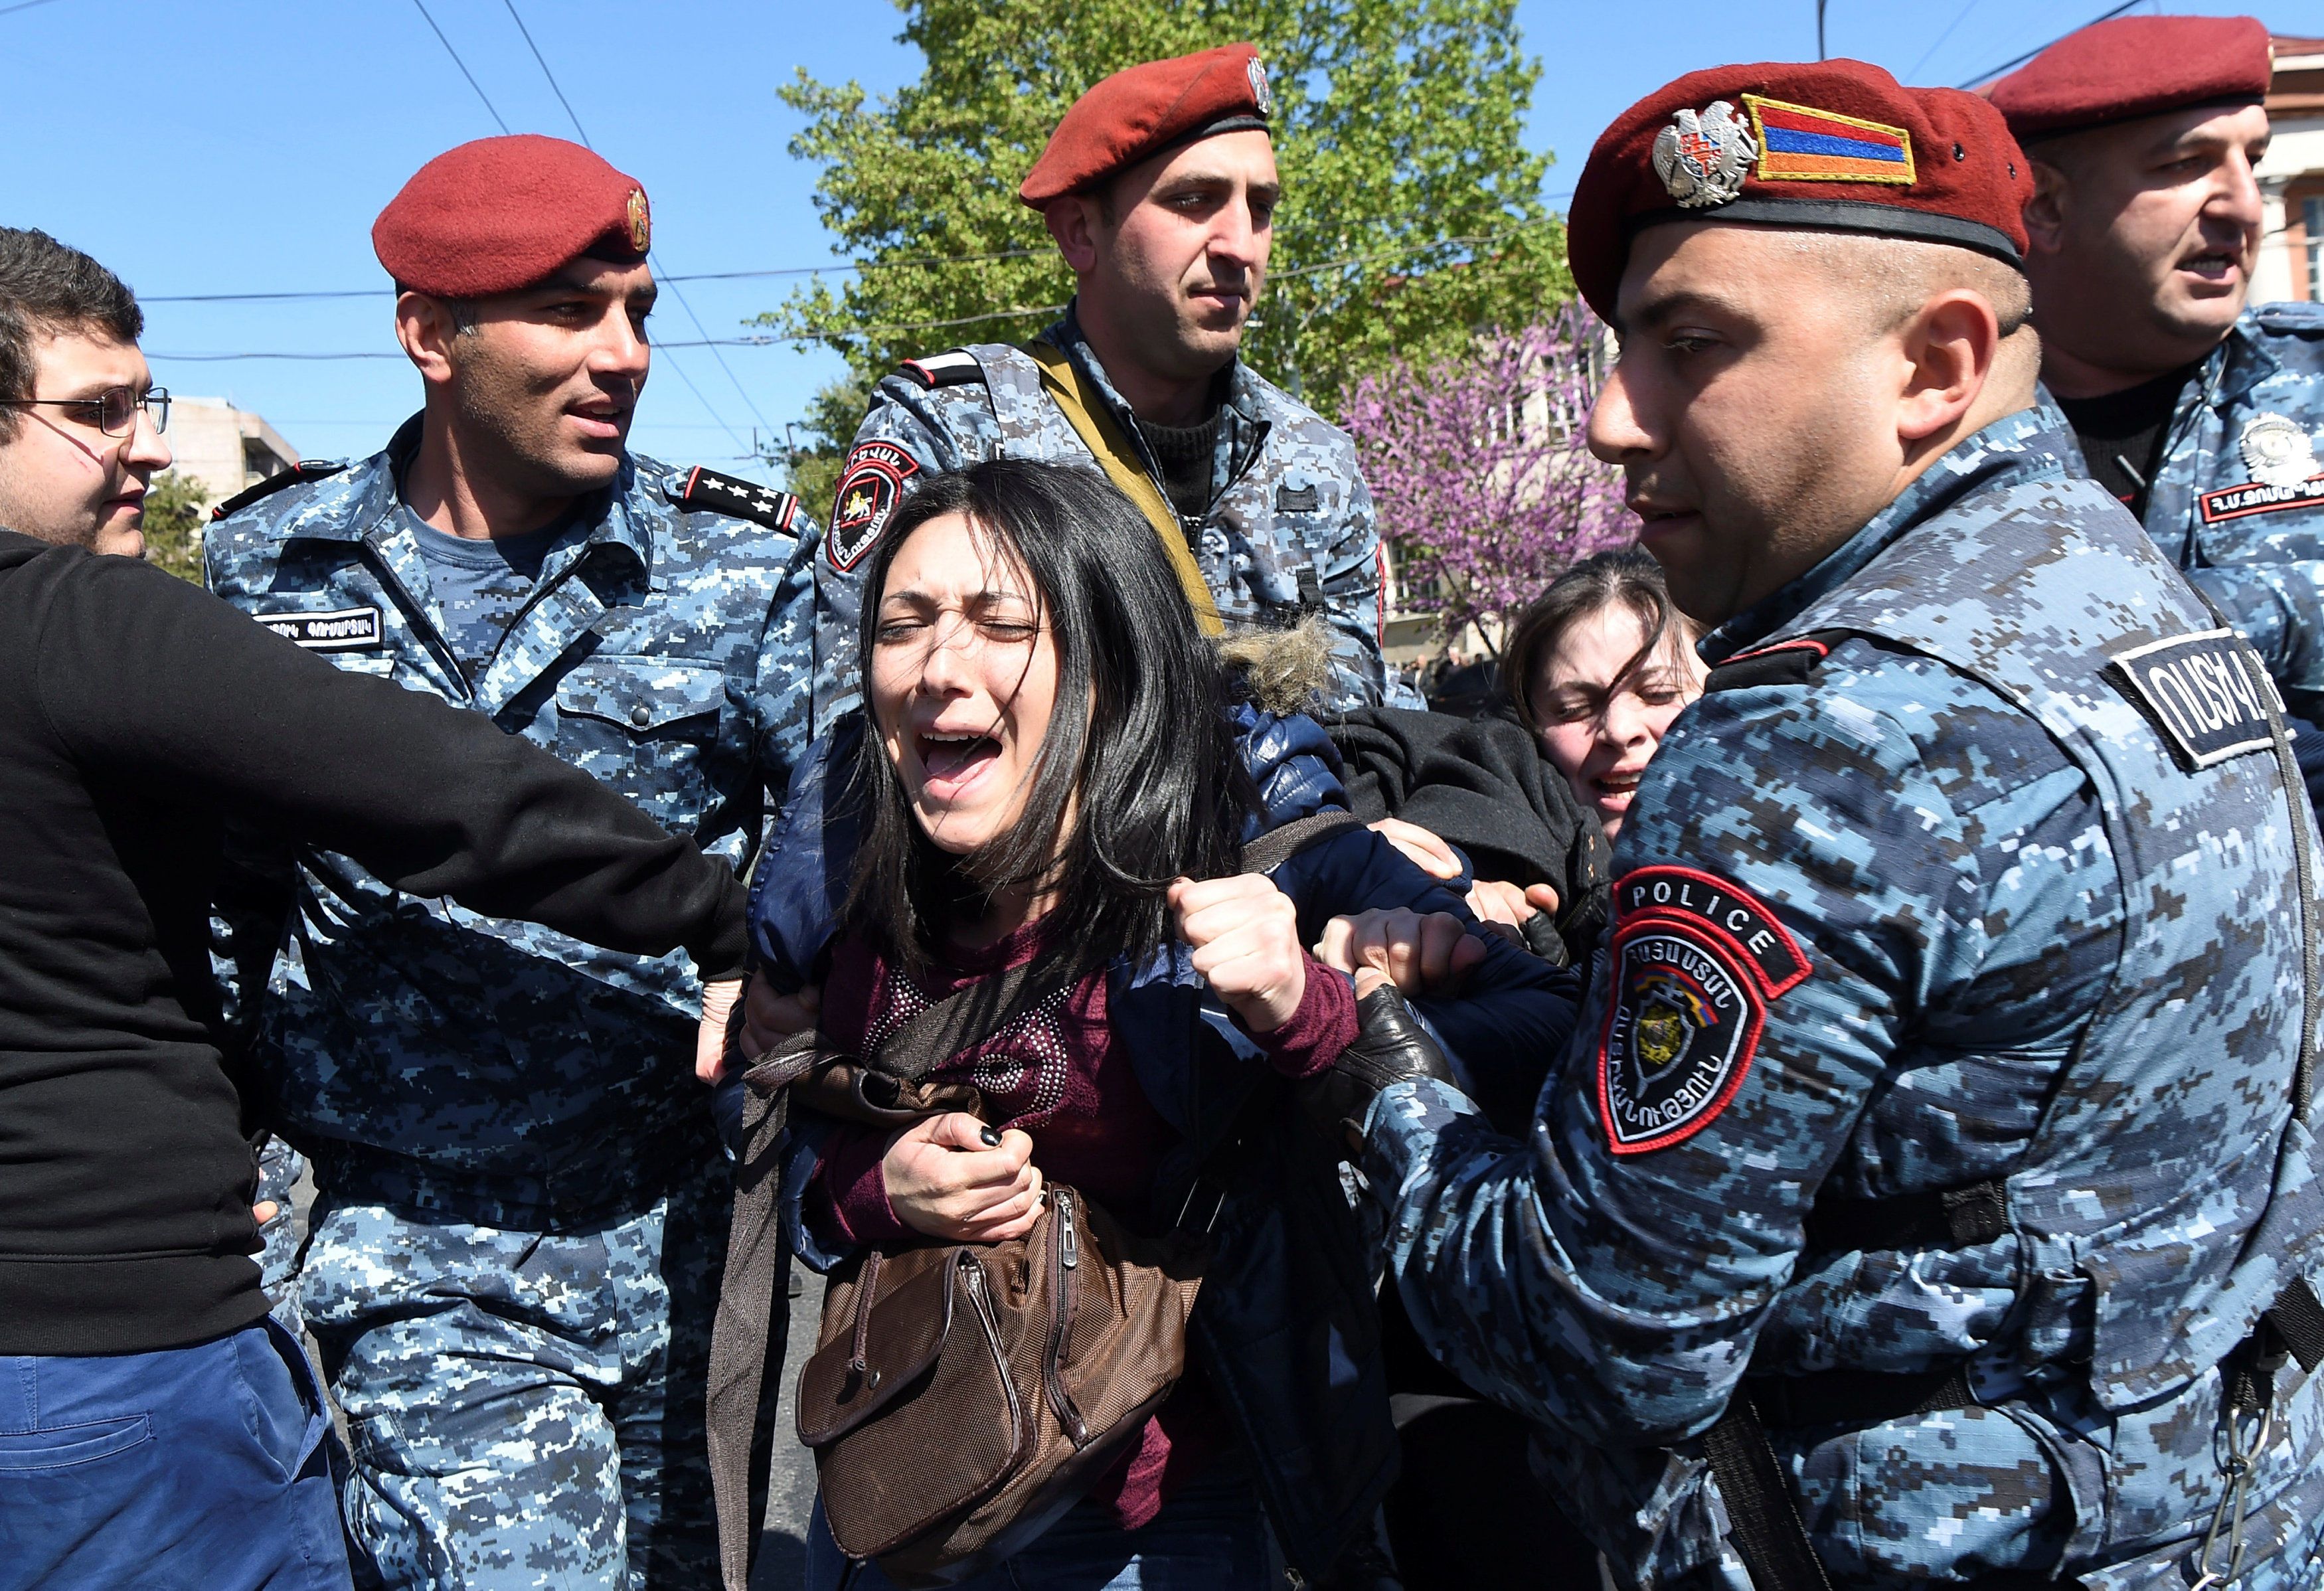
[2306, 194, 2324, 303]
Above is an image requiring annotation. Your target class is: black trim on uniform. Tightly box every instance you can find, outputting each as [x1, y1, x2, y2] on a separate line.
[209, 460, 349, 522]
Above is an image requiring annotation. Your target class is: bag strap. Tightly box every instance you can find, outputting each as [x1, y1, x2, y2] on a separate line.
[706, 1032, 821, 1591]
[1238, 807, 1363, 875]
[1701, 1392, 1837, 1591]
[1025, 339, 1224, 637]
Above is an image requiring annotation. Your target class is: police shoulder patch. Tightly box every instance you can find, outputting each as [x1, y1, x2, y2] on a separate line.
[827, 440, 921, 572]
[2106, 628, 2280, 771]
[673, 466, 799, 533]
[1598, 865, 1808, 1155]
[896, 349, 987, 390]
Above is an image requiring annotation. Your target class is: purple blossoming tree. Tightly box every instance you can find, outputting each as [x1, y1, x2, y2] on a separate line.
[1341, 303, 1633, 653]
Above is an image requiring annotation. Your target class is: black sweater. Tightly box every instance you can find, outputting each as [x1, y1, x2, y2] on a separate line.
[0, 534, 748, 1355]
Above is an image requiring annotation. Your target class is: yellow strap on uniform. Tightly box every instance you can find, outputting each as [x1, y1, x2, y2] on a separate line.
[1027, 340, 1224, 635]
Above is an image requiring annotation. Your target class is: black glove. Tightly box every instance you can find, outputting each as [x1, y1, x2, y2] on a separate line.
[1302, 983, 1457, 1158]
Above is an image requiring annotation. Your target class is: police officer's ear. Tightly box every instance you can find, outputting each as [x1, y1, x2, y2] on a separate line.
[2021, 153, 2074, 262]
[393, 289, 466, 388]
[1896, 288, 2009, 450]
[1044, 192, 1108, 277]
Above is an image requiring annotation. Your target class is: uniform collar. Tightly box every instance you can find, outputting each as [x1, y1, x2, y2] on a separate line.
[1044, 300, 1262, 432]
[283, 412, 655, 580]
[2201, 307, 2282, 412]
[1704, 404, 2076, 663]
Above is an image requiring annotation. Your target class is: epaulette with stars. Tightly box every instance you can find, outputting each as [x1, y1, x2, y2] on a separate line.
[670, 466, 801, 533]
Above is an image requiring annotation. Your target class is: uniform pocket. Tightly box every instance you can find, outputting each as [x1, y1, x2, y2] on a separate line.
[0, 1414, 151, 1471]
[550, 657, 728, 827]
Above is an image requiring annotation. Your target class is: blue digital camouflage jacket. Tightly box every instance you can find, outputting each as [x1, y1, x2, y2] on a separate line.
[1361, 410, 2324, 1589]
[2076, 301, 2324, 697]
[809, 301, 1414, 732]
[205, 418, 817, 1225]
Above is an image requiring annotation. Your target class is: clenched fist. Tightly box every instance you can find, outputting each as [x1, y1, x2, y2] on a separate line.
[1169, 873, 1307, 1033]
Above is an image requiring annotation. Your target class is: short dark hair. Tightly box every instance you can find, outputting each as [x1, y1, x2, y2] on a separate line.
[1500, 546, 1690, 726]
[0, 228, 142, 442]
[844, 459, 1258, 975]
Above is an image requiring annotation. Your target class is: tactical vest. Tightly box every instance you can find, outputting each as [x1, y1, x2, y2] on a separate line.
[1700, 477, 2324, 1591]
[960, 343, 1330, 623]
[1759, 477, 2319, 1412]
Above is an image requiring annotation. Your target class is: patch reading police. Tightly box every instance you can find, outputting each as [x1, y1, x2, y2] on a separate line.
[2106, 628, 2278, 771]
[828, 440, 920, 572]
[255, 606, 383, 651]
[1598, 867, 1808, 1155]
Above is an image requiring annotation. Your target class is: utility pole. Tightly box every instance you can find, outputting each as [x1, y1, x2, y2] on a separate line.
[1817, 0, 1829, 59]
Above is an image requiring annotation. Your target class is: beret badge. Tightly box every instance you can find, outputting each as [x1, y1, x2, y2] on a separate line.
[1652, 101, 1757, 209]
[1246, 54, 1272, 117]
[625, 188, 651, 254]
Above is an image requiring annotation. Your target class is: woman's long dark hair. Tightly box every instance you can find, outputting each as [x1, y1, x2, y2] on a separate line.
[1499, 546, 1691, 726]
[843, 459, 1256, 975]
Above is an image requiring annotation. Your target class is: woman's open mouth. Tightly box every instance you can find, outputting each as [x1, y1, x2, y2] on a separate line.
[918, 730, 1002, 801]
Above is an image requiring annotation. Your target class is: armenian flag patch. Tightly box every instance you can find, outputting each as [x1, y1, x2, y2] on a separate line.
[1742, 95, 1914, 185]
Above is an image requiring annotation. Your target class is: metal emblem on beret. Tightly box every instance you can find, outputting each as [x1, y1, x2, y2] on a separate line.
[1652, 100, 1758, 209]
[625, 188, 651, 254]
[2240, 413, 2318, 489]
[1246, 55, 1272, 117]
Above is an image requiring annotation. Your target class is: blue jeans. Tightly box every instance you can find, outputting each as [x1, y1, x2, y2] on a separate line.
[804, 1467, 1278, 1590]
[0, 1315, 349, 1591]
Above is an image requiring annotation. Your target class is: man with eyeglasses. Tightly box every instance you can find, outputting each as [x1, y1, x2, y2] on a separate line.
[0, 224, 764, 1591]
[0, 228, 171, 557]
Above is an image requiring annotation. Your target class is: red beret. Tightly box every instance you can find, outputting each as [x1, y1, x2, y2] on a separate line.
[1987, 16, 2272, 141]
[1568, 59, 2033, 321]
[373, 134, 651, 299]
[1021, 43, 1272, 209]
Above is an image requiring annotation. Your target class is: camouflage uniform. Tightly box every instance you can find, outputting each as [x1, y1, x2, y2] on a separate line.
[2066, 302, 2324, 699]
[1361, 409, 2324, 1588]
[205, 416, 816, 1590]
[811, 300, 1415, 731]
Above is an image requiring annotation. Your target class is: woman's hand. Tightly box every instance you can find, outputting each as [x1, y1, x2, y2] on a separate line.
[1369, 817, 1462, 880]
[1465, 880, 1563, 946]
[883, 1113, 1044, 1242]
[1314, 908, 1484, 997]
[1170, 873, 1307, 1033]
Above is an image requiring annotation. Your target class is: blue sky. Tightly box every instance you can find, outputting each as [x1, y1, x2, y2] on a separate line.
[8, 0, 2307, 483]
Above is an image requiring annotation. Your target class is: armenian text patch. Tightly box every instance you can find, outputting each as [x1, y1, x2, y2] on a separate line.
[828, 441, 920, 572]
[1598, 867, 1807, 1155]
[2199, 475, 2324, 525]
[2106, 629, 2278, 770]
[256, 606, 383, 651]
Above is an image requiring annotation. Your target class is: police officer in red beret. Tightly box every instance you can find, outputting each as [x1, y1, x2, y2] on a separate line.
[1990, 19, 2324, 800]
[203, 135, 816, 1589]
[811, 42, 1414, 736]
[1307, 54, 2324, 1590]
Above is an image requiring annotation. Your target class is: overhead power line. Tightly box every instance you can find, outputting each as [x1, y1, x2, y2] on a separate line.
[410, 0, 509, 133]
[1953, 0, 2143, 88]
[141, 250, 1053, 303]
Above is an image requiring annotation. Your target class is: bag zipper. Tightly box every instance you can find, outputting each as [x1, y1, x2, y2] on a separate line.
[1042, 1187, 1090, 1446]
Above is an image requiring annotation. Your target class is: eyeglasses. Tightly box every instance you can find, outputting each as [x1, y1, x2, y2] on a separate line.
[0, 386, 170, 437]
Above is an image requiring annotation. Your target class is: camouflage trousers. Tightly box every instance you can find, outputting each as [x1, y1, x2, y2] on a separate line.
[293, 1161, 740, 1590]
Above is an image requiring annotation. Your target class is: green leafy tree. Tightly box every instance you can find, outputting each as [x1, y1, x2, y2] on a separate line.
[765, 0, 1569, 448]
[140, 471, 210, 584]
